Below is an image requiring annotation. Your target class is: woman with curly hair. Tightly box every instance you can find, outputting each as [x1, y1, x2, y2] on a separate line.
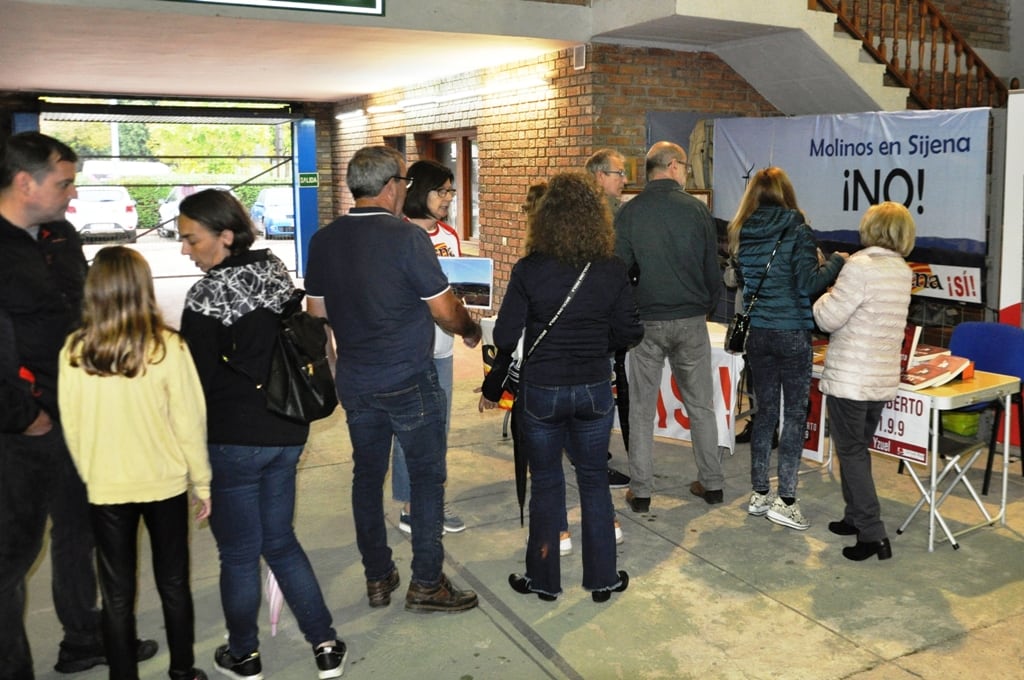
[480, 172, 642, 603]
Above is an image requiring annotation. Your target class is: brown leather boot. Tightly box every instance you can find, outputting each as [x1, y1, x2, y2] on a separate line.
[404, 573, 478, 613]
[366, 567, 400, 608]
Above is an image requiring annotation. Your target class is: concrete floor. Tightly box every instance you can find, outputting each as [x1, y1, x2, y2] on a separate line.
[25, 339, 1024, 680]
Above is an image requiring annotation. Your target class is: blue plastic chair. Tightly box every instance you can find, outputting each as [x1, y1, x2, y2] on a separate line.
[948, 321, 1024, 495]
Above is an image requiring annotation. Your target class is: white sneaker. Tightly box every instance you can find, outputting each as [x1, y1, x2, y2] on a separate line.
[614, 520, 624, 545]
[747, 491, 774, 517]
[766, 497, 810, 530]
[559, 531, 573, 556]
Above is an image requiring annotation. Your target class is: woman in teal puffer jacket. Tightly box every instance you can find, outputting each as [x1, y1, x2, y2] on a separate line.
[728, 167, 846, 531]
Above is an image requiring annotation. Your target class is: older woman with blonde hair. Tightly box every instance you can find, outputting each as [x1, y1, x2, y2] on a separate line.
[480, 172, 642, 603]
[813, 202, 915, 561]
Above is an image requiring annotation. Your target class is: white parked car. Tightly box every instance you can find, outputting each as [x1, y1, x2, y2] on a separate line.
[157, 185, 231, 238]
[65, 186, 138, 242]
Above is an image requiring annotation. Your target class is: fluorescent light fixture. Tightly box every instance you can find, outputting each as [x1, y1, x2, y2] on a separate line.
[366, 104, 401, 114]
[335, 108, 364, 120]
[398, 96, 440, 108]
[177, 1, 384, 16]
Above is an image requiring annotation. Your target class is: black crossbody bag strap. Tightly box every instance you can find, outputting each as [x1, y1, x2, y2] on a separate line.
[742, 229, 788, 315]
[521, 261, 591, 365]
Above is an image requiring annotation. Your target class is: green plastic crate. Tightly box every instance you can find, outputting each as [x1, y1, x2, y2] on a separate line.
[941, 412, 980, 437]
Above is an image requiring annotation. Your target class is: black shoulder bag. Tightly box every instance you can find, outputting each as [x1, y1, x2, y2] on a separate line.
[224, 288, 338, 424]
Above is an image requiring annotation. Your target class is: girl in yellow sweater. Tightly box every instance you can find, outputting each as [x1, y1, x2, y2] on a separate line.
[58, 246, 211, 680]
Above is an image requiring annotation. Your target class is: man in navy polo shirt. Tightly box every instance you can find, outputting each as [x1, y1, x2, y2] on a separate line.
[306, 145, 482, 613]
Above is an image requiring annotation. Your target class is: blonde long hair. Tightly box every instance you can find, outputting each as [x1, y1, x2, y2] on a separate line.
[727, 167, 803, 255]
[67, 246, 169, 377]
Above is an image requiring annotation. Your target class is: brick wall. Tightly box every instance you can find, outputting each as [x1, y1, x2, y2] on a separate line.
[328, 44, 778, 308]
[931, 0, 1010, 50]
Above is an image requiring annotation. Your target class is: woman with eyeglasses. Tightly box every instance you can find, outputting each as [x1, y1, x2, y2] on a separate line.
[390, 160, 467, 537]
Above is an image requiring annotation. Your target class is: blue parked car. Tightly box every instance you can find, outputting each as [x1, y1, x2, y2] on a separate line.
[251, 187, 295, 239]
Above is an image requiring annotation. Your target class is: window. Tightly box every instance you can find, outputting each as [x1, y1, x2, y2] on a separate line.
[426, 131, 478, 241]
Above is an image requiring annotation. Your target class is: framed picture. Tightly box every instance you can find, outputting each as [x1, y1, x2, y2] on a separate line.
[439, 257, 493, 309]
[687, 189, 712, 211]
[620, 189, 641, 205]
[624, 157, 641, 185]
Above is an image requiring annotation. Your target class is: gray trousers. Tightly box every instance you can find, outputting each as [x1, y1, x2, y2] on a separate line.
[626, 316, 722, 497]
[827, 396, 888, 542]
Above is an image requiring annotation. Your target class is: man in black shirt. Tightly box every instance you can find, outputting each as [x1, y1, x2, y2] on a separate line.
[0, 132, 156, 678]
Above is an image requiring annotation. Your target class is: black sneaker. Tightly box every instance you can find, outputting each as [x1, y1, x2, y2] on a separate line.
[54, 638, 159, 673]
[314, 641, 348, 679]
[170, 669, 209, 680]
[607, 467, 631, 488]
[213, 645, 263, 680]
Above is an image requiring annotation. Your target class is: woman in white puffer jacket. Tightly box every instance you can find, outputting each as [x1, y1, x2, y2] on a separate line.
[813, 202, 915, 562]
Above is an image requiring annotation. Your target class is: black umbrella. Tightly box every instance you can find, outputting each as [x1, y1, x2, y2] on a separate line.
[613, 349, 630, 452]
[510, 402, 528, 527]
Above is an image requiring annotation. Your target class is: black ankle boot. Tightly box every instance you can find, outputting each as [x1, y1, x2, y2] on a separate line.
[828, 519, 858, 536]
[842, 538, 892, 561]
[592, 571, 629, 603]
[508, 573, 556, 601]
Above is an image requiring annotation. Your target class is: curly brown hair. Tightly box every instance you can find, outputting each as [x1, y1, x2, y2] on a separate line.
[525, 172, 614, 267]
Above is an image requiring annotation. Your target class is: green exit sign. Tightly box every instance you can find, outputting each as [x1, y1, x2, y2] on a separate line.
[298, 173, 319, 187]
[165, 1, 384, 16]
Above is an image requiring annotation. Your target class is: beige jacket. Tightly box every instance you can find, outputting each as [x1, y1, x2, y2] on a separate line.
[813, 247, 912, 402]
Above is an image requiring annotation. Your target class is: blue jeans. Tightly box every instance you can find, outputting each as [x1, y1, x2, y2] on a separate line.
[518, 380, 619, 595]
[746, 328, 812, 498]
[344, 367, 446, 587]
[0, 427, 100, 680]
[208, 444, 336, 656]
[391, 354, 453, 504]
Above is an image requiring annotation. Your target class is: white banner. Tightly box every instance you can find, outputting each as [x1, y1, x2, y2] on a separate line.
[871, 391, 931, 464]
[617, 324, 744, 453]
[713, 109, 990, 257]
[909, 262, 983, 303]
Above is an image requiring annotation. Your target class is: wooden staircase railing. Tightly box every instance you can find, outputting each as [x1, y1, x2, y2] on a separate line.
[812, 0, 1009, 109]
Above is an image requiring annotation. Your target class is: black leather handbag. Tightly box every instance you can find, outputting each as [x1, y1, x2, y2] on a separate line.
[264, 290, 338, 423]
[725, 312, 751, 354]
[224, 289, 338, 424]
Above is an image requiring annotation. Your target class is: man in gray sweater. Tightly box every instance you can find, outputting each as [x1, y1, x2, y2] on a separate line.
[613, 141, 724, 512]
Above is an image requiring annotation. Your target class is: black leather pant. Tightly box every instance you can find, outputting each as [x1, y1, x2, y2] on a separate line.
[91, 494, 195, 680]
